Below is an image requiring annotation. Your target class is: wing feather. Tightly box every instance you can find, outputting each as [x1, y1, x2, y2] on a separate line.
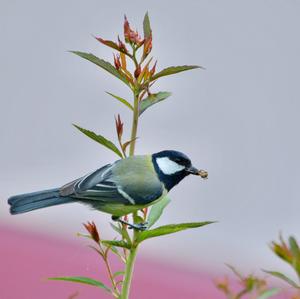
[59, 163, 130, 204]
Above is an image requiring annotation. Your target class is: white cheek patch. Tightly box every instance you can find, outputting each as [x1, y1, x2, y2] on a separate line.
[156, 157, 185, 175]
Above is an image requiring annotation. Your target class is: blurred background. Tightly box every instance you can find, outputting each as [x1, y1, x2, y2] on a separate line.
[1, 0, 300, 298]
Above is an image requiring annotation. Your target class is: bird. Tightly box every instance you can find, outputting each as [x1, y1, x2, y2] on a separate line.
[8, 150, 208, 230]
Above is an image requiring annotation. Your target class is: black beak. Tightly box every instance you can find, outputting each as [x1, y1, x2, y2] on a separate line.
[186, 166, 208, 179]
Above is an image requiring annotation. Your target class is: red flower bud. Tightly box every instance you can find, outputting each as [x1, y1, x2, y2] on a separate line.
[113, 54, 121, 70]
[115, 114, 123, 139]
[83, 221, 100, 243]
[143, 36, 152, 57]
[134, 65, 141, 79]
[124, 16, 131, 43]
[124, 16, 143, 45]
[118, 36, 128, 53]
[150, 61, 157, 77]
[130, 30, 142, 45]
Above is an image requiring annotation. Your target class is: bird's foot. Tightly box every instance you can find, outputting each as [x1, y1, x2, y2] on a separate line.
[127, 222, 148, 231]
[111, 216, 148, 231]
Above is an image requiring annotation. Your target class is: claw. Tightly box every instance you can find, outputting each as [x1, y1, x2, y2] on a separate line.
[128, 222, 148, 231]
[111, 216, 148, 231]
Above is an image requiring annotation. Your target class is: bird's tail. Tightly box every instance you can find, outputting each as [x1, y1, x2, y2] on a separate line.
[8, 188, 72, 215]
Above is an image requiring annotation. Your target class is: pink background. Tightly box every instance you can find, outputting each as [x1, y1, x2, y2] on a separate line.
[1, 225, 288, 299]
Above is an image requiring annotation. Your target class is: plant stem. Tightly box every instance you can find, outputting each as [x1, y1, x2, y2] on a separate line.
[121, 78, 140, 297]
[120, 244, 138, 299]
[98, 242, 120, 297]
[129, 90, 139, 156]
[104, 255, 120, 297]
[131, 46, 139, 69]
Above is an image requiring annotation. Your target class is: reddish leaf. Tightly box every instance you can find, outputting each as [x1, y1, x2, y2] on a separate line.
[95, 37, 119, 51]
[115, 114, 124, 139]
[83, 221, 100, 243]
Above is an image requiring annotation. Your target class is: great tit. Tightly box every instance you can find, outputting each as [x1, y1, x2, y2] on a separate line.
[8, 150, 207, 229]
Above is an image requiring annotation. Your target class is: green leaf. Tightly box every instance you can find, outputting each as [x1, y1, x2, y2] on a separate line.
[48, 276, 111, 292]
[133, 214, 144, 224]
[263, 270, 300, 288]
[102, 240, 131, 249]
[73, 124, 123, 158]
[113, 271, 125, 279]
[151, 65, 202, 81]
[70, 51, 129, 86]
[143, 12, 152, 39]
[257, 288, 281, 299]
[106, 92, 133, 111]
[136, 221, 215, 243]
[289, 236, 300, 259]
[226, 264, 244, 280]
[76, 232, 92, 240]
[110, 223, 123, 235]
[110, 223, 131, 245]
[109, 245, 121, 257]
[147, 196, 171, 228]
[139, 92, 172, 115]
[290, 237, 300, 277]
[104, 243, 126, 263]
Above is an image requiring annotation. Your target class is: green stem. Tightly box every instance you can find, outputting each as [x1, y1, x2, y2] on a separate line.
[129, 91, 139, 156]
[131, 45, 139, 69]
[120, 244, 138, 299]
[120, 49, 141, 299]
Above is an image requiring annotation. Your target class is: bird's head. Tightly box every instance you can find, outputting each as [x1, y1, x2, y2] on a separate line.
[152, 150, 208, 191]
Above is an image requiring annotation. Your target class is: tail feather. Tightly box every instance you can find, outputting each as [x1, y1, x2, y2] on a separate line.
[8, 188, 72, 215]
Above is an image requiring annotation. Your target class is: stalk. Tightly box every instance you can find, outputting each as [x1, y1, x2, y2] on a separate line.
[129, 91, 139, 156]
[120, 243, 138, 298]
[120, 80, 140, 298]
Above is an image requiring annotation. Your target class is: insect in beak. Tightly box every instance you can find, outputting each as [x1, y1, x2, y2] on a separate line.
[186, 166, 208, 179]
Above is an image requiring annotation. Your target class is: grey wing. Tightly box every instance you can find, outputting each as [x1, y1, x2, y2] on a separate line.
[59, 164, 130, 204]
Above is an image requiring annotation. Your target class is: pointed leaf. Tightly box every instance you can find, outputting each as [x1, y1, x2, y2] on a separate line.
[136, 221, 215, 243]
[143, 12, 152, 39]
[106, 92, 133, 111]
[48, 276, 111, 292]
[257, 288, 281, 299]
[73, 124, 123, 158]
[226, 264, 244, 280]
[289, 236, 300, 259]
[137, 57, 153, 84]
[151, 65, 202, 81]
[139, 92, 172, 115]
[110, 223, 123, 235]
[122, 137, 138, 153]
[263, 270, 300, 288]
[95, 37, 128, 56]
[147, 196, 171, 228]
[102, 240, 131, 249]
[113, 271, 125, 279]
[109, 245, 120, 256]
[103, 239, 126, 263]
[70, 51, 129, 86]
[290, 237, 300, 277]
[88, 245, 103, 257]
[110, 223, 131, 244]
[95, 37, 121, 52]
[76, 232, 92, 240]
[120, 53, 127, 69]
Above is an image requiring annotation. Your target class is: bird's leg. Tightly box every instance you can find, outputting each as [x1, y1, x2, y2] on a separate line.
[111, 215, 148, 231]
